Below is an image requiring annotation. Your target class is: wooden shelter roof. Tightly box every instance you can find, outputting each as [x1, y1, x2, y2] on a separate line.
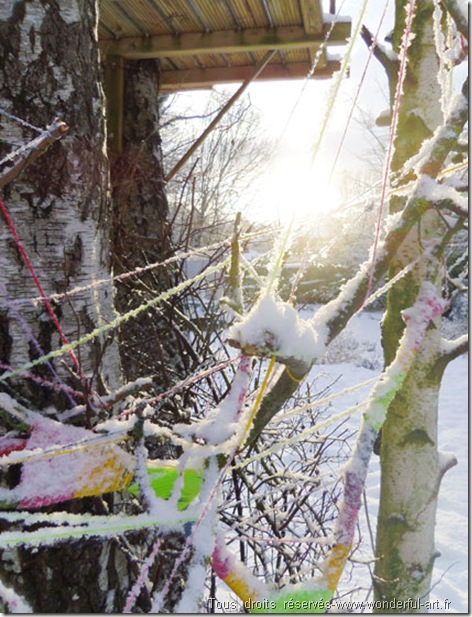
[98, 0, 351, 91]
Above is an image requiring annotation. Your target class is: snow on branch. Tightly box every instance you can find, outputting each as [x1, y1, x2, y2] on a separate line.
[412, 83, 469, 179]
[228, 294, 322, 369]
[415, 175, 468, 218]
[440, 333, 468, 362]
[441, 0, 469, 41]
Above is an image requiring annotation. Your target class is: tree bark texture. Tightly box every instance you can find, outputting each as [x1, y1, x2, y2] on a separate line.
[0, 522, 189, 613]
[0, 2, 144, 612]
[109, 58, 187, 388]
[0, 0, 121, 402]
[374, 1, 456, 609]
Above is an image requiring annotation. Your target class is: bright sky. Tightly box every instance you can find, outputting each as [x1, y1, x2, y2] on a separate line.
[245, 0, 395, 224]
[166, 0, 465, 227]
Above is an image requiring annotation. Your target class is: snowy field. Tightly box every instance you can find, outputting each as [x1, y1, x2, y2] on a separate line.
[312, 310, 468, 613]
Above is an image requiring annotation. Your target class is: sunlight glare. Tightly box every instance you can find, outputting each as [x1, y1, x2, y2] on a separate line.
[251, 154, 342, 225]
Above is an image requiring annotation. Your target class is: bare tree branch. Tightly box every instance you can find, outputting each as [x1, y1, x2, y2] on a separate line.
[0, 118, 69, 189]
[360, 25, 398, 76]
[440, 334, 468, 363]
[360, 25, 399, 108]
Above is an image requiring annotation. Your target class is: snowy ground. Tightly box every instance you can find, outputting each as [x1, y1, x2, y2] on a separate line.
[313, 310, 468, 613]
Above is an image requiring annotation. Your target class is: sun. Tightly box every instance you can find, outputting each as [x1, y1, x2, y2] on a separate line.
[250, 153, 342, 225]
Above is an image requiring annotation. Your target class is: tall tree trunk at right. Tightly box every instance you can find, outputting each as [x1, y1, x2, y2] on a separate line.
[373, 1, 457, 608]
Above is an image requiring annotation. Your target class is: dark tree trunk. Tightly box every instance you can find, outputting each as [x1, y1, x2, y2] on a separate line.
[110, 58, 180, 385]
[108, 58, 192, 459]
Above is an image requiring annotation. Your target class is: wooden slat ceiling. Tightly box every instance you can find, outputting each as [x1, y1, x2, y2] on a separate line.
[98, 0, 351, 90]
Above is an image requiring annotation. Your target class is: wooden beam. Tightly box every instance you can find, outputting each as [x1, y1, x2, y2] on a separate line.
[299, 0, 323, 33]
[159, 60, 342, 91]
[100, 22, 351, 60]
[299, 0, 324, 65]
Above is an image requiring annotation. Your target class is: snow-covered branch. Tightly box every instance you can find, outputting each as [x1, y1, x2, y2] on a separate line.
[415, 175, 468, 218]
[433, 195, 468, 219]
[441, 0, 468, 41]
[416, 82, 469, 179]
[439, 333, 468, 363]
[228, 295, 321, 369]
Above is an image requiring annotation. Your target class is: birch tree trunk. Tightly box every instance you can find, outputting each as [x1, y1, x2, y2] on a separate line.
[0, 1, 130, 611]
[0, 0, 121, 402]
[0, 4, 189, 612]
[373, 1, 464, 609]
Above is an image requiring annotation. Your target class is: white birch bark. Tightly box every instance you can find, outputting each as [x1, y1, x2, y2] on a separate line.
[0, 2, 132, 612]
[373, 2, 465, 609]
[0, 0, 121, 399]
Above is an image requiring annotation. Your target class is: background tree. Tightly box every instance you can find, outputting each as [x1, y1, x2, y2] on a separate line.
[109, 58, 188, 387]
[160, 90, 273, 247]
